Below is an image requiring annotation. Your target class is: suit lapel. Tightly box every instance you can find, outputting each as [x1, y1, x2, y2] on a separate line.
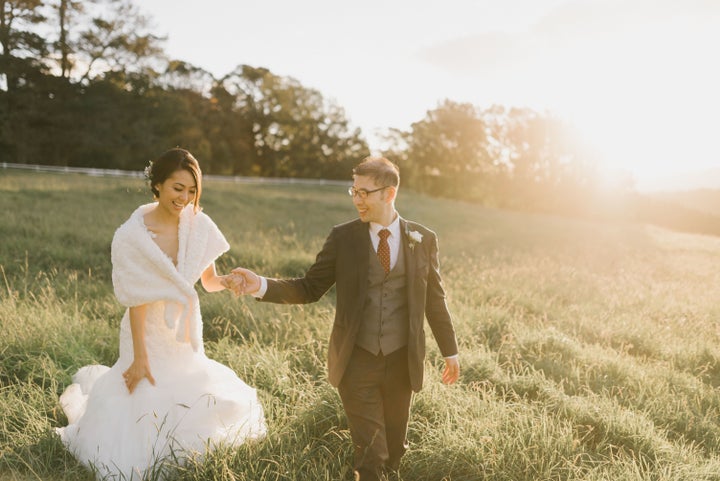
[353, 221, 370, 307]
[400, 218, 416, 283]
[400, 218, 421, 323]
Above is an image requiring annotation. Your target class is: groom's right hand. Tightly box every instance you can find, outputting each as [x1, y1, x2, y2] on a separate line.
[230, 267, 261, 295]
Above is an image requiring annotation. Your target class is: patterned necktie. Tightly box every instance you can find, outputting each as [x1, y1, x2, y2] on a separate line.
[378, 229, 391, 274]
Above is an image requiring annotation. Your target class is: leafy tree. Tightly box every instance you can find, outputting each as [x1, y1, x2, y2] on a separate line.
[216, 65, 277, 175]
[403, 100, 497, 200]
[488, 106, 599, 212]
[157, 60, 215, 97]
[72, 0, 164, 84]
[0, 0, 49, 162]
[1, 0, 170, 165]
[393, 100, 602, 213]
[50, 0, 86, 78]
[217, 64, 367, 178]
[0, 0, 47, 91]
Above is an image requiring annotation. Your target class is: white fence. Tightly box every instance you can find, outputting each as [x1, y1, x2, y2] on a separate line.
[0, 162, 348, 186]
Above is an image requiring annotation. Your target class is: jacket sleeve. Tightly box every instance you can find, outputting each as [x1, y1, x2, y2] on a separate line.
[424, 231, 459, 357]
[261, 227, 338, 304]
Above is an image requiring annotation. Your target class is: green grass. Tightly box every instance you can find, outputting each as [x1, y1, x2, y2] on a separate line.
[2, 170, 720, 480]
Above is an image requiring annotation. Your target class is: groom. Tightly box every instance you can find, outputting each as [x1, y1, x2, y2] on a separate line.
[229, 156, 460, 480]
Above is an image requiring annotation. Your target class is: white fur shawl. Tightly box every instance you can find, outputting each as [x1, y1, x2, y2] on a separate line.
[111, 203, 230, 352]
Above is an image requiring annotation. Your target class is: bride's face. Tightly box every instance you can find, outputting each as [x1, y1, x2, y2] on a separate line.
[154, 169, 197, 216]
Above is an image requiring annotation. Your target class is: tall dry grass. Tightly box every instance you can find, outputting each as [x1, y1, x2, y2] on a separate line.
[2, 170, 720, 480]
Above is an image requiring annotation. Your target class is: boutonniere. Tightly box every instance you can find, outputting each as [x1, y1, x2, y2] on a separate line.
[407, 228, 423, 251]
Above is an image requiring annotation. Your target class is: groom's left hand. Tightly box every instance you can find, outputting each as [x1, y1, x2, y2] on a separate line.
[442, 356, 460, 385]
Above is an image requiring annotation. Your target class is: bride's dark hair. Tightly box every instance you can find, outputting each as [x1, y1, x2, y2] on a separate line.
[146, 148, 203, 212]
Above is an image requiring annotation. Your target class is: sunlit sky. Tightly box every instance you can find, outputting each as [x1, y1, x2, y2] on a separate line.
[141, 0, 720, 191]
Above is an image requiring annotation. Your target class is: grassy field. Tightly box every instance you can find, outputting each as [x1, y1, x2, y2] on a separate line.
[2, 170, 720, 481]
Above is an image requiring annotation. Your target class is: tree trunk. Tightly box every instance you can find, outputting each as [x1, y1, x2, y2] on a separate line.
[0, 0, 16, 92]
[58, 0, 69, 78]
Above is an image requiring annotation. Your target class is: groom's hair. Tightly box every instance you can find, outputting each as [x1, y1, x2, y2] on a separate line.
[148, 148, 203, 212]
[352, 156, 400, 188]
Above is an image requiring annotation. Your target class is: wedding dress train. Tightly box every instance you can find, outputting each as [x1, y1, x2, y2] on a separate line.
[57, 302, 266, 480]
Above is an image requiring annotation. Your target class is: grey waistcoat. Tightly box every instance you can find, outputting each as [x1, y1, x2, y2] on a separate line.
[355, 239, 409, 355]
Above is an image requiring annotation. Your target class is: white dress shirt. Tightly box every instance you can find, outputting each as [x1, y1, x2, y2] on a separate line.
[368, 215, 402, 271]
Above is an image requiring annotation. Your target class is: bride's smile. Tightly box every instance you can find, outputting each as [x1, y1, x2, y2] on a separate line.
[154, 169, 197, 216]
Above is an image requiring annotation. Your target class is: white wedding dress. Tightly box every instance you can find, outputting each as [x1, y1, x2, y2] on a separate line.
[56, 301, 267, 480]
[56, 203, 266, 480]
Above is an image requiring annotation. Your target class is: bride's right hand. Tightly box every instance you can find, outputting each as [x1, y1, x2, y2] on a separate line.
[230, 268, 261, 295]
[123, 358, 156, 394]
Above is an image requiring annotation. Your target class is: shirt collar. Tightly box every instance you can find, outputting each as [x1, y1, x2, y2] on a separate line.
[369, 212, 401, 238]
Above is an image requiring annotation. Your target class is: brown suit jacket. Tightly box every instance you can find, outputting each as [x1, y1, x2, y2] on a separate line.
[261, 217, 458, 392]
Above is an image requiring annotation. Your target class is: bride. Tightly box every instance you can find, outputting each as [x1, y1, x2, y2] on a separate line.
[56, 148, 266, 480]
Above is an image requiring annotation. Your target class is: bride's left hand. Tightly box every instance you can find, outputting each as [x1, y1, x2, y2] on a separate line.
[123, 359, 155, 394]
[221, 273, 246, 296]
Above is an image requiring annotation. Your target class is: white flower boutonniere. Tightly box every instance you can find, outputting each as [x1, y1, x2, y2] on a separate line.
[407, 229, 423, 251]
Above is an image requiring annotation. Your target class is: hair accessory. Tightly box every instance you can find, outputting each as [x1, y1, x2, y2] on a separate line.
[143, 160, 153, 182]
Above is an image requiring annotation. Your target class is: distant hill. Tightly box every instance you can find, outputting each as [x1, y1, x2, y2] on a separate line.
[631, 189, 720, 237]
[637, 167, 720, 192]
[648, 189, 720, 217]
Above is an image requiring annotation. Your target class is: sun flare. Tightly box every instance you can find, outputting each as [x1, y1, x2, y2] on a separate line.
[525, 18, 719, 191]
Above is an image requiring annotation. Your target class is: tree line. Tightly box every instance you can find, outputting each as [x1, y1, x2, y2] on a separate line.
[1, 0, 610, 214]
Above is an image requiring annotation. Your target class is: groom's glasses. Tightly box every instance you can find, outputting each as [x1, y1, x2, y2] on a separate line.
[348, 186, 389, 200]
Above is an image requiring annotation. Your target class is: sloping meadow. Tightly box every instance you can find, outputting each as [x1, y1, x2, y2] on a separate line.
[2, 171, 720, 480]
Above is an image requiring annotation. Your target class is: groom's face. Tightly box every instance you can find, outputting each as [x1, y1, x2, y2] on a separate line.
[351, 175, 393, 224]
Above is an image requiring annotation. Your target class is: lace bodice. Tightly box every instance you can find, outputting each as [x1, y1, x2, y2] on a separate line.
[118, 301, 200, 364]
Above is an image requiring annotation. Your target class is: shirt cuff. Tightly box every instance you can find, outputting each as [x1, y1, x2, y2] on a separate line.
[252, 276, 268, 298]
[444, 354, 459, 360]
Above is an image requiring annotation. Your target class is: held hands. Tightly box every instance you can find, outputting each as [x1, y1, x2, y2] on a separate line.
[220, 268, 261, 296]
[219, 274, 241, 295]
